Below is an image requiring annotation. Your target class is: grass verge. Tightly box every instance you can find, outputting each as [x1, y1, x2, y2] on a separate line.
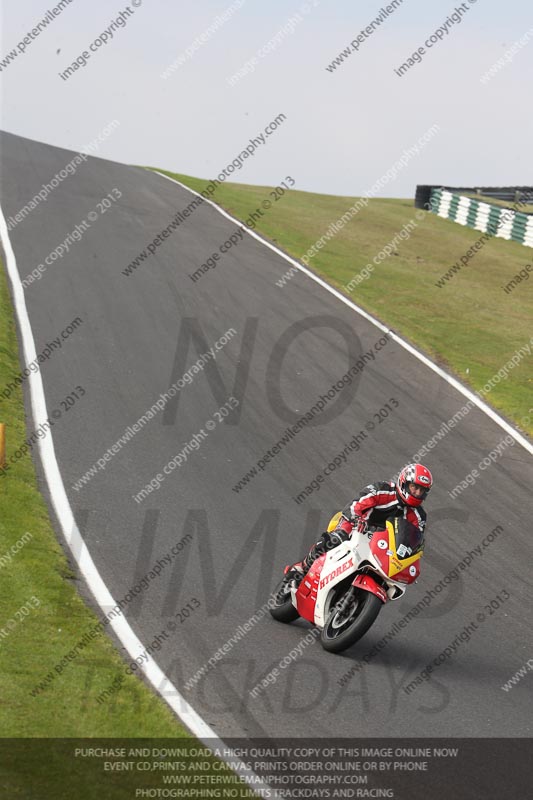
[0, 253, 254, 798]
[152, 170, 533, 439]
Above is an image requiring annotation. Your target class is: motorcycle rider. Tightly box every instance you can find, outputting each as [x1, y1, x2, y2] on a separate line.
[292, 463, 433, 576]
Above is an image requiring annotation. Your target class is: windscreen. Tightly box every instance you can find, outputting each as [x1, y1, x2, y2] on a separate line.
[392, 517, 424, 558]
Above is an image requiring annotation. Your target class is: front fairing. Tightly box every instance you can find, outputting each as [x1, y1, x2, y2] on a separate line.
[370, 518, 424, 584]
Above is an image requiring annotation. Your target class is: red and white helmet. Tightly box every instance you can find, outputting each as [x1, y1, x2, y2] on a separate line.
[396, 463, 433, 507]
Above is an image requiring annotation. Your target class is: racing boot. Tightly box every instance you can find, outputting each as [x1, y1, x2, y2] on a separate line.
[283, 560, 305, 588]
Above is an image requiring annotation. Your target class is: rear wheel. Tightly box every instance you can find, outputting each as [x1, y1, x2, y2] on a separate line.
[320, 588, 382, 652]
[269, 572, 301, 623]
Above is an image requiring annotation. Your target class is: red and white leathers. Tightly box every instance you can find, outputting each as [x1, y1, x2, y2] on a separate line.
[344, 480, 427, 535]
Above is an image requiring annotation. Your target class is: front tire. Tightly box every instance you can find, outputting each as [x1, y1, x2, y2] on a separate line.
[320, 589, 382, 653]
[269, 573, 300, 623]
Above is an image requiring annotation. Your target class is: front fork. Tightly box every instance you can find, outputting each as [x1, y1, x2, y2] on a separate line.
[334, 586, 356, 615]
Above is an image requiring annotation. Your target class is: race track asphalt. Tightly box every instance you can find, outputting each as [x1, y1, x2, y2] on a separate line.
[1, 130, 532, 740]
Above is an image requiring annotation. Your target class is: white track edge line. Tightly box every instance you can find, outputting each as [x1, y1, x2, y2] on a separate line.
[0, 204, 281, 800]
[154, 170, 533, 457]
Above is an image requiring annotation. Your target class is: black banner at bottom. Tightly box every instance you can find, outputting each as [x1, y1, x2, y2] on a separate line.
[0, 738, 530, 799]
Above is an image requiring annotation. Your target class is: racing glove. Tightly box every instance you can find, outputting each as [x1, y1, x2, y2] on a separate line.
[354, 515, 369, 534]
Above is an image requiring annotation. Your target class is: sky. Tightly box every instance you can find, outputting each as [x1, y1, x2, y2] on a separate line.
[0, 0, 532, 198]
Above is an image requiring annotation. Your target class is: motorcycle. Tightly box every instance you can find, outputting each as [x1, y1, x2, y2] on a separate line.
[269, 511, 424, 653]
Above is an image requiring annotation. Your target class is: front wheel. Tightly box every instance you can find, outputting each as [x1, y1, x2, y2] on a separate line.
[269, 573, 300, 623]
[320, 589, 382, 653]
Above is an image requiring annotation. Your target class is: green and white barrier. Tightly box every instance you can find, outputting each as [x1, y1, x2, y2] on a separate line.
[430, 188, 533, 248]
